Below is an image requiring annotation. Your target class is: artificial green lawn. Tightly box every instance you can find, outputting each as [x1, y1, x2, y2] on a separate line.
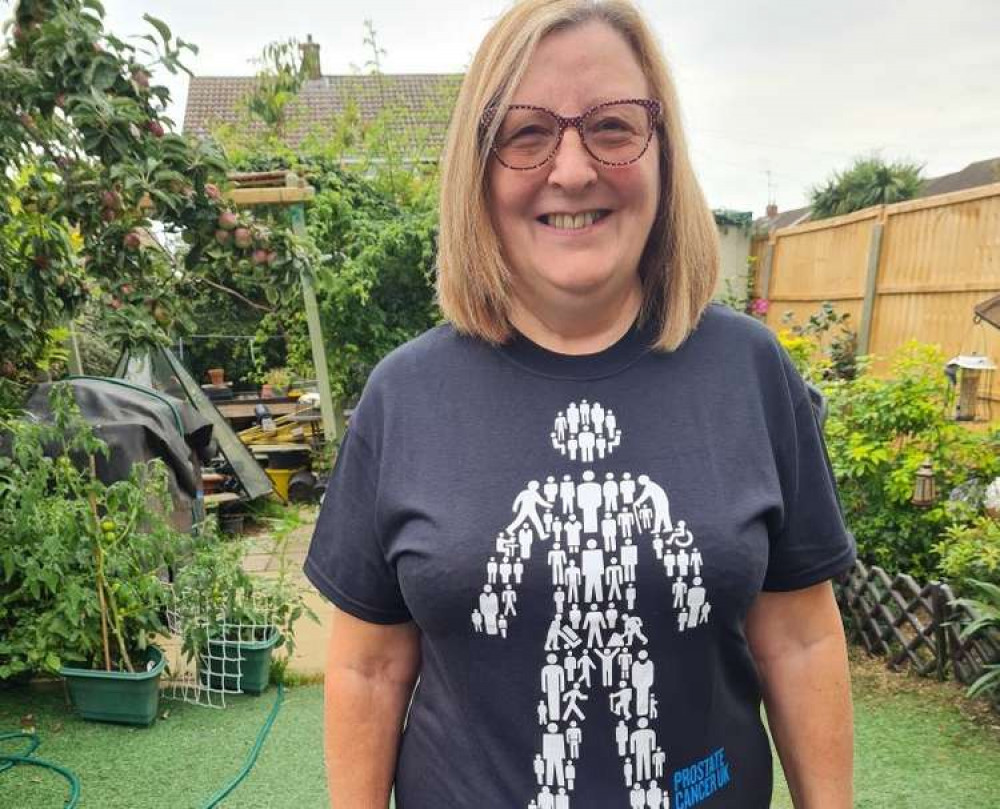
[2, 653, 998, 808]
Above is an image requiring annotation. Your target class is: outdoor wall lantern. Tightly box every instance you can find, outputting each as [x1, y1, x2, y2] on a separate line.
[911, 458, 938, 508]
[945, 354, 996, 422]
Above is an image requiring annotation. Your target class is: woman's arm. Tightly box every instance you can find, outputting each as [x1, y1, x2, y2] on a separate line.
[323, 604, 422, 809]
[745, 580, 853, 809]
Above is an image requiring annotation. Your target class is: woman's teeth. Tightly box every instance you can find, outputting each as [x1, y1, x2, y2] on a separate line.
[542, 211, 608, 230]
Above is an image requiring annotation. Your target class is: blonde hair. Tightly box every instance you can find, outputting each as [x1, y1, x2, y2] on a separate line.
[436, 0, 720, 351]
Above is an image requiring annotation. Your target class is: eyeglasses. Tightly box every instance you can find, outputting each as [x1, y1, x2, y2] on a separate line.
[484, 98, 662, 171]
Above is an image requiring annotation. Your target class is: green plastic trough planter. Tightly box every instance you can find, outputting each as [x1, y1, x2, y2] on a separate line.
[60, 646, 165, 726]
[199, 628, 281, 695]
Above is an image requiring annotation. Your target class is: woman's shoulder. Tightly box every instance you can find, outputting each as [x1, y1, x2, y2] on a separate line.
[690, 303, 783, 359]
[368, 322, 485, 387]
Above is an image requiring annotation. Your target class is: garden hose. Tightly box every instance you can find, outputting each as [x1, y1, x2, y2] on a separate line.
[0, 730, 81, 808]
[0, 680, 283, 809]
[201, 680, 285, 808]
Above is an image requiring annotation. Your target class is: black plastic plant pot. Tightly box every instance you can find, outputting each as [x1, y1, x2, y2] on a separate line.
[60, 646, 165, 726]
[199, 629, 281, 695]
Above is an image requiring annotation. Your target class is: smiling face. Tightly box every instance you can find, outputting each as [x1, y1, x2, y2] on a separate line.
[487, 21, 661, 321]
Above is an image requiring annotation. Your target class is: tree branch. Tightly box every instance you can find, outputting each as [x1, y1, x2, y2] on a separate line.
[198, 277, 274, 313]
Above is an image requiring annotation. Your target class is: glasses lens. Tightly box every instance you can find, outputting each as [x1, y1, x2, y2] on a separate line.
[583, 102, 653, 164]
[495, 108, 559, 169]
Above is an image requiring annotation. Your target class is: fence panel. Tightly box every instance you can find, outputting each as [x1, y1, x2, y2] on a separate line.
[835, 559, 1000, 691]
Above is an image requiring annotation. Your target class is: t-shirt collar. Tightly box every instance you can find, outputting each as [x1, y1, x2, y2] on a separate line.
[496, 315, 657, 380]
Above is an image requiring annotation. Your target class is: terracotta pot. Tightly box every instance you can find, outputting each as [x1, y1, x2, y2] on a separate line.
[207, 368, 225, 386]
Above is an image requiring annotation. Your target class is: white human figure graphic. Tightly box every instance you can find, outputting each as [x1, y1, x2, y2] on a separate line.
[653, 748, 666, 779]
[566, 721, 582, 758]
[581, 539, 605, 602]
[592, 402, 605, 433]
[667, 520, 693, 548]
[544, 475, 559, 502]
[548, 542, 567, 585]
[618, 509, 636, 539]
[503, 585, 518, 616]
[566, 402, 580, 433]
[552, 517, 564, 544]
[510, 481, 552, 537]
[471, 401, 712, 807]
[676, 548, 690, 578]
[606, 558, 624, 601]
[690, 547, 703, 576]
[576, 472, 603, 532]
[555, 413, 568, 442]
[630, 718, 657, 781]
[559, 476, 576, 514]
[542, 654, 565, 719]
[605, 602, 619, 630]
[542, 723, 567, 787]
[565, 517, 582, 552]
[621, 539, 638, 581]
[577, 652, 596, 688]
[582, 604, 607, 648]
[479, 585, 499, 634]
[562, 684, 588, 721]
[671, 578, 687, 609]
[603, 473, 620, 510]
[601, 512, 618, 552]
[564, 561, 581, 602]
[663, 549, 676, 577]
[631, 650, 655, 716]
[632, 476, 672, 534]
[646, 780, 663, 809]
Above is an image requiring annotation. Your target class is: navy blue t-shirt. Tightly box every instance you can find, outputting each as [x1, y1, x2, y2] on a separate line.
[304, 304, 855, 809]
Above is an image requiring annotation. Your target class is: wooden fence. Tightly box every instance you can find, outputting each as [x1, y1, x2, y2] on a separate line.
[752, 182, 1000, 405]
[835, 559, 1000, 688]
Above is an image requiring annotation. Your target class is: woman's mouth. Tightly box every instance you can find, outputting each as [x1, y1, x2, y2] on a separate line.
[536, 210, 612, 231]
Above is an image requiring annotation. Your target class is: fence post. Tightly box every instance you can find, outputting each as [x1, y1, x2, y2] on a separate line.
[931, 583, 948, 682]
[857, 211, 885, 355]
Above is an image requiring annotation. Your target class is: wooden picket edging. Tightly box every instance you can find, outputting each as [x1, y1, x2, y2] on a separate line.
[835, 559, 1000, 687]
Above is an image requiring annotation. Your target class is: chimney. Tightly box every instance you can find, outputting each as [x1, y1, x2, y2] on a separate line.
[765, 202, 778, 219]
[299, 35, 321, 81]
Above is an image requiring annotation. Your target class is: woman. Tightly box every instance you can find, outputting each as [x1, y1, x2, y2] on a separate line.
[304, 1, 855, 807]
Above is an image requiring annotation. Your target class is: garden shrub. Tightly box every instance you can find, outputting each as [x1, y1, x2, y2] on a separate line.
[935, 517, 1000, 590]
[820, 342, 999, 579]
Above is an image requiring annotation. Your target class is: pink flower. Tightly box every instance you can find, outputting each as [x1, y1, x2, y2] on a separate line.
[750, 298, 770, 316]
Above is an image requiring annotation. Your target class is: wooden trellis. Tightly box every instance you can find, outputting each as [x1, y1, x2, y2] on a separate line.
[835, 559, 1000, 687]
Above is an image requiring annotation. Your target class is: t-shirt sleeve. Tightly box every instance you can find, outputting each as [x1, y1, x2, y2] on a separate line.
[303, 426, 413, 624]
[762, 351, 857, 592]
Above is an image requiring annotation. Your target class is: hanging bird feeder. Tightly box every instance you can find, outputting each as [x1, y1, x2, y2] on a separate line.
[945, 354, 996, 422]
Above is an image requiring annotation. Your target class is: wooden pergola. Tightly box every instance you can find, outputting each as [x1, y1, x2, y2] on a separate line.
[225, 170, 341, 443]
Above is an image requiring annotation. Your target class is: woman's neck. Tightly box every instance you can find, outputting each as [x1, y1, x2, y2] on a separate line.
[508, 282, 643, 356]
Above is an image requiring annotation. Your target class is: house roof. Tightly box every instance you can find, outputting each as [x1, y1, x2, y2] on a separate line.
[752, 156, 1000, 233]
[182, 73, 462, 156]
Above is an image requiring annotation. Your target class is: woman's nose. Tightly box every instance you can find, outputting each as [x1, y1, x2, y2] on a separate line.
[547, 128, 598, 190]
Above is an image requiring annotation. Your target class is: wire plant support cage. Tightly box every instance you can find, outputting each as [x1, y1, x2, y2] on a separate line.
[165, 588, 281, 709]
